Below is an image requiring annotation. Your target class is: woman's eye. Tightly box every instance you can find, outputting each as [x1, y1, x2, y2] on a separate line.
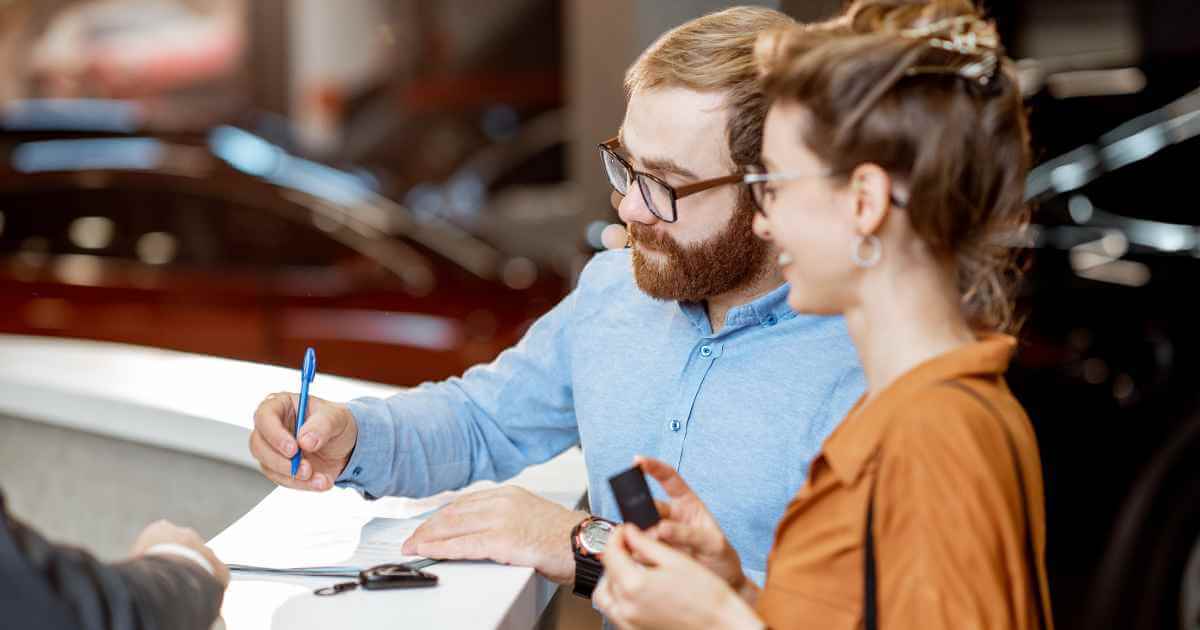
[763, 187, 777, 201]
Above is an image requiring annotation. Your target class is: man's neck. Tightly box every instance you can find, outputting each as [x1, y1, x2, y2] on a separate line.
[704, 267, 785, 334]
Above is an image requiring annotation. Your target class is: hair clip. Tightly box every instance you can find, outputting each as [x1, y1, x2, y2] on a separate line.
[900, 16, 997, 49]
[905, 54, 998, 86]
[900, 15, 1001, 87]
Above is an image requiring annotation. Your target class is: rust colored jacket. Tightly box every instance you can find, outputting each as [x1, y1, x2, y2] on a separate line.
[757, 336, 1053, 630]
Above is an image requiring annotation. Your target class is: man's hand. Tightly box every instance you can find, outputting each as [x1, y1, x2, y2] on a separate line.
[131, 520, 231, 588]
[248, 392, 358, 491]
[636, 456, 747, 592]
[401, 486, 588, 584]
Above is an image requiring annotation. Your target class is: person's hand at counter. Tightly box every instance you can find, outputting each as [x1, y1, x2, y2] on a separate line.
[594, 525, 765, 630]
[249, 392, 358, 491]
[131, 519, 231, 588]
[635, 456, 752, 600]
[401, 486, 589, 584]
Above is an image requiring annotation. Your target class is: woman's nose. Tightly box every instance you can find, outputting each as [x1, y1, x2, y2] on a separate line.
[752, 211, 773, 241]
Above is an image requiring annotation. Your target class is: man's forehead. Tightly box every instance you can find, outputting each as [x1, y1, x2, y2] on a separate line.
[620, 87, 730, 173]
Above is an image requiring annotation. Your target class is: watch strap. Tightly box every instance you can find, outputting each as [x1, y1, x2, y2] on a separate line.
[572, 553, 604, 599]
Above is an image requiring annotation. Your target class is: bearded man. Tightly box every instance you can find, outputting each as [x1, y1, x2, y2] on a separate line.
[247, 6, 864, 597]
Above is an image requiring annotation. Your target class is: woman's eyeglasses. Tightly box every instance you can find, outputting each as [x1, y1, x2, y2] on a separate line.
[743, 165, 908, 215]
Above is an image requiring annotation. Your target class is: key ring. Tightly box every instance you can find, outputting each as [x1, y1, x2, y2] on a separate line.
[314, 581, 359, 597]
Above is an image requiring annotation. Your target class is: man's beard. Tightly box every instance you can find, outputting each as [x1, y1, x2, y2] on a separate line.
[628, 203, 769, 302]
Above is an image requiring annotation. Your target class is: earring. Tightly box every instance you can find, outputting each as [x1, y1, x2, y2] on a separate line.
[851, 234, 882, 268]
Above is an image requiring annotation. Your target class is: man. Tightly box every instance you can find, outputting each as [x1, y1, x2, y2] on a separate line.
[1, 491, 228, 630]
[248, 6, 864, 595]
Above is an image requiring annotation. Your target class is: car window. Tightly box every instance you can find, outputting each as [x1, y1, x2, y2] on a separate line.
[0, 187, 363, 271]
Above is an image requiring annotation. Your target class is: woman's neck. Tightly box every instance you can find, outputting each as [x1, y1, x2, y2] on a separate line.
[844, 259, 977, 403]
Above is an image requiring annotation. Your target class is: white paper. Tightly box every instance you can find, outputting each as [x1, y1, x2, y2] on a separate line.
[224, 516, 428, 575]
[214, 487, 451, 576]
[342, 517, 425, 567]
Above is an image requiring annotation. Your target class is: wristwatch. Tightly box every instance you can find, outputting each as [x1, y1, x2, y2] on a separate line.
[571, 516, 615, 599]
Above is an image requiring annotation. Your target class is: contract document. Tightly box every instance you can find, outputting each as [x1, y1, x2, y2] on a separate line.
[212, 485, 455, 577]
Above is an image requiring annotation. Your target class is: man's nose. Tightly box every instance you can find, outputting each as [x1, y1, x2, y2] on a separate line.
[615, 186, 659, 226]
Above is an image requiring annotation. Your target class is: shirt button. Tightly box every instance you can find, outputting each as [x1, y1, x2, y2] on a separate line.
[699, 345, 713, 358]
[669, 419, 682, 432]
[352, 466, 363, 477]
[763, 314, 778, 327]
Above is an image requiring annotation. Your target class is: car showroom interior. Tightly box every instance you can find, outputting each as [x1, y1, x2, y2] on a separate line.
[1, 1, 1198, 629]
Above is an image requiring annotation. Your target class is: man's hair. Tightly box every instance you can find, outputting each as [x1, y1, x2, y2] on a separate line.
[624, 7, 795, 187]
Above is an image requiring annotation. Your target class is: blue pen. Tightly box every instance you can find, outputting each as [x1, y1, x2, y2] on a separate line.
[291, 347, 317, 478]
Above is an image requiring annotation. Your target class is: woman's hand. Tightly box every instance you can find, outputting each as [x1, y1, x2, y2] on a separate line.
[594, 525, 763, 630]
[636, 456, 748, 592]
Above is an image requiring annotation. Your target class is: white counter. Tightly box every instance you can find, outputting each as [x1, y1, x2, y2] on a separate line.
[0, 335, 588, 630]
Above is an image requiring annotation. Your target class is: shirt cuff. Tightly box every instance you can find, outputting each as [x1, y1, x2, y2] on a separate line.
[333, 397, 396, 499]
[146, 543, 215, 576]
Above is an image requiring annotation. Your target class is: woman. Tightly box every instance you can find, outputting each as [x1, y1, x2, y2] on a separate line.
[592, 1, 1052, 628]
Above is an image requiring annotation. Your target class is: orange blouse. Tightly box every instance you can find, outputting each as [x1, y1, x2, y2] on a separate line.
[756, 335, 1053, 630]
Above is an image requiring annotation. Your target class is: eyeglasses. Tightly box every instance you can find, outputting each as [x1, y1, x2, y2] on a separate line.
[598, 137, 743, 223]
[743, 165, 909, 215]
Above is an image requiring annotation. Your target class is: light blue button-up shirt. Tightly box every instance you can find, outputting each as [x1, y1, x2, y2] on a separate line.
[336, 249, 865, 583]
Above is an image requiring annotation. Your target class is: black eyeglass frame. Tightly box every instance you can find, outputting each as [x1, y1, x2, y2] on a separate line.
[598, 136, 744, 223]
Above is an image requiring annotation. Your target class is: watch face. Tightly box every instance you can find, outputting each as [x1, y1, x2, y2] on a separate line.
[581, 519, 614, 554]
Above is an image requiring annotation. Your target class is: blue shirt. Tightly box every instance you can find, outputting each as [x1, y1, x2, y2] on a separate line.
[336, 249, 865, 583]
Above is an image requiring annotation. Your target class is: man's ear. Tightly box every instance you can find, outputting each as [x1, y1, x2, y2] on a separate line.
[848, 163, 895, 236]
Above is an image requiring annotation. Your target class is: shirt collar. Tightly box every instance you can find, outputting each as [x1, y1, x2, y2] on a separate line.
[678, 282, 794, 335]
[727, 282, 794, 328]
[822, 334, 1018, 485]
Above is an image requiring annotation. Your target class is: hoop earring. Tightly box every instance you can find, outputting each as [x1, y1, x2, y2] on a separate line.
[851, 234, 882, 268]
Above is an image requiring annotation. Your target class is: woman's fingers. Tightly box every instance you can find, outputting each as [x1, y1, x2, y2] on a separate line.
[621, 524, 686, 568]
[634, 455, 697, 501]
[657, 520, 721, 554]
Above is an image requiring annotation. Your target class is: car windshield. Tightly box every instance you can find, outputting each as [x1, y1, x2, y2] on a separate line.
[0, 186, 361, 272]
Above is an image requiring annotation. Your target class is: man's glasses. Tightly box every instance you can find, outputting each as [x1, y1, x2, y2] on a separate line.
[598, 137, 743, 223]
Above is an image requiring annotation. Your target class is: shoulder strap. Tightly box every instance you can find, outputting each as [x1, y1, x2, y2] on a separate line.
[862, 380, 1048, 630]
[864, 473, 879, 630]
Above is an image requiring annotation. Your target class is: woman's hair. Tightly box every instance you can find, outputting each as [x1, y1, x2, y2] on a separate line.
[756, 0, 1031, 332]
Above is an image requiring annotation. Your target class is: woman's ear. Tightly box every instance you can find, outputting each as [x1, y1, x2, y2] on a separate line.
[848, 163, 895, 236]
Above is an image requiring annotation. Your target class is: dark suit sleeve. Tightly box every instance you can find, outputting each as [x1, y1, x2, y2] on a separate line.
[0, 492, 223, 630]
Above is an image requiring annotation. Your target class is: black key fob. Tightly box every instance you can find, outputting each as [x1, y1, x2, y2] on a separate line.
[360, 564, 438, 590]
[609, 465, 661, 529]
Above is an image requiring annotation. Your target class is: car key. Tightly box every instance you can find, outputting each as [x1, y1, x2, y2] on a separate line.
[313, 563, 438, 596]
[609, 465, 661, 529]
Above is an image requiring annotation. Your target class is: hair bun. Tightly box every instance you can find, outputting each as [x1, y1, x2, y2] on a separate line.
[841, 2, 1006, 91]
[845, 0, 992, 36]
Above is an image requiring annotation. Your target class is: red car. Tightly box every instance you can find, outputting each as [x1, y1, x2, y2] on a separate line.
[0, 121, 565, 385]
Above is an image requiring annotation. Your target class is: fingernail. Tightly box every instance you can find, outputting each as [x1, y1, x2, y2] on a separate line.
[298, 461, 311, 480]
[300, 434, 318, 451]
[313, 474, 329, 490]
[402, 540, 415, 554]
[282, 440, 296, 456]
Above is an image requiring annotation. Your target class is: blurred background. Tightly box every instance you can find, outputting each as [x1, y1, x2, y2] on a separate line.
[1, 1, 1198, 629]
